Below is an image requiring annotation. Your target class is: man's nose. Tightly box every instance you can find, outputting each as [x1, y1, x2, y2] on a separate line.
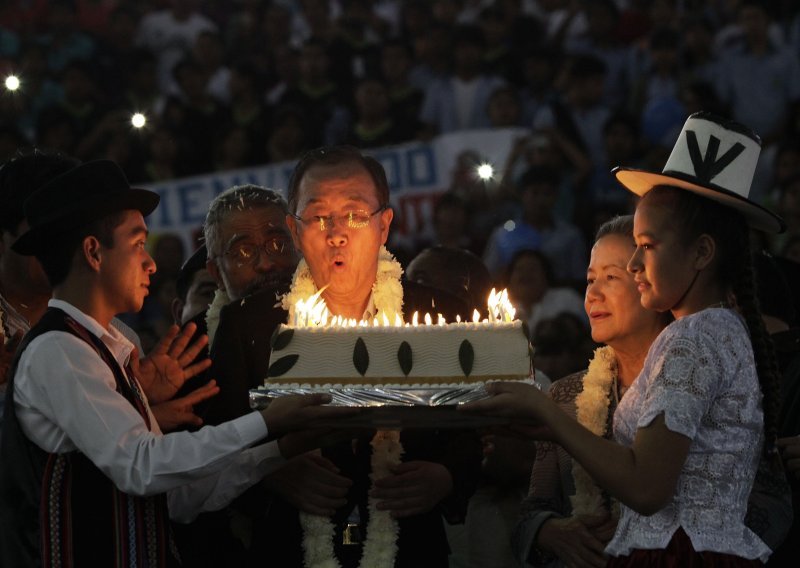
[253, 248, 276, 271]
[326, 223, 348, 247]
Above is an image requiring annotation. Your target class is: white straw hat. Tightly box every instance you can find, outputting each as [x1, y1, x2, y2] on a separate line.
[613, 112, 785, 233]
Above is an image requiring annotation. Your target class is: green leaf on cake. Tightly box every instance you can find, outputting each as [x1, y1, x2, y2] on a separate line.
[397, 341, 412, 376]
[459, 339, 474, 377]
[353, 337, 369, 376]
[270, 327, 294, 351]
[268, 354, 299, 377]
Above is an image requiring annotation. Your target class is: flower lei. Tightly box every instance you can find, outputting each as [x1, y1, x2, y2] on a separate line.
[281, 245, 404, 323]
[300, 431, 404, 568]
[570, 345, 617, 516]
[282, 245, 405, 568]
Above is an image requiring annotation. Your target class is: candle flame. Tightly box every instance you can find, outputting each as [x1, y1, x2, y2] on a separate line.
[486, 287, 516, 322]
[424, 312, 432, 326]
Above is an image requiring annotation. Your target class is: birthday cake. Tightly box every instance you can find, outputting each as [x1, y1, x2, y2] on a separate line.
[264, 318, 532, 388]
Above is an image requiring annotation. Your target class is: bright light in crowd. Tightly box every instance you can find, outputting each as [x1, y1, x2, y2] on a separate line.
[5, 75, 20, 91]
[476, 163, 494, 180]
[131, 113, 147, 128]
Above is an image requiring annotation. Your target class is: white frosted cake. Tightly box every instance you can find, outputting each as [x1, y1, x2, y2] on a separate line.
[264, 319, 532, 388]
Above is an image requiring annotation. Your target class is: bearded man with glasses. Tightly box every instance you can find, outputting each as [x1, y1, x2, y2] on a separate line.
[208, 146, 482, 567]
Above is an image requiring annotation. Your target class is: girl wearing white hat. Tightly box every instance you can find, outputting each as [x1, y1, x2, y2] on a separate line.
[463, 112, 786, 566]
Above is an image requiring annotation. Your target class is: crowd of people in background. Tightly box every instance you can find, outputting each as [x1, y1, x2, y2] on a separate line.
[3, 0, 800, 355]
[1, 4, 800, 565]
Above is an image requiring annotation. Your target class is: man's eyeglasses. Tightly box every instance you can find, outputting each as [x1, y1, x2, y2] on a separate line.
[290, 206, 386, 232]
[222, 236, 290, 265]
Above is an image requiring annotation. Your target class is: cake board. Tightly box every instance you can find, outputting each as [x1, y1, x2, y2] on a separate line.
[249, 381, 538, 428]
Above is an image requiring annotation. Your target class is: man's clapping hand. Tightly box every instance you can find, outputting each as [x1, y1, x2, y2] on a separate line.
[151, 380, 220, 432]
[132, 323, 211, 404]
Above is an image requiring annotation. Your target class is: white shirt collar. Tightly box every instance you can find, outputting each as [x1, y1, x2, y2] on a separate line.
[47, 299, 136, 365]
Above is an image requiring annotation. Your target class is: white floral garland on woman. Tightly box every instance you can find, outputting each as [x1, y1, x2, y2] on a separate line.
[570, 345, 618, 516]
[282, 245, 405, 568]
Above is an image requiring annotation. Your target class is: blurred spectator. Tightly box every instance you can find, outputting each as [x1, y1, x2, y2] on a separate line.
[191, 30, 230, 104]
[425, 191, 481, 255]
[587, 112, 642, 211]
[564, 0, 630, 108]
[380, 38, 424, 138]
[518, 46, 560, 126]
[164, 57, 226, 174]
[407, 19, 451, 88]
[278, 38, 348, 147]
[0, 0, 48, 33]
[419, 25, 505, 136]
[405, 245, 493, 314]
[628, 27, 683, 119]
[74, 0, 119, 36]
[226, 61, 270, 155]
[290, 0, 337, 46]
[92, 6, 142, 102]
[530, 312, 595, 382]
[504, 249, 587, 336]
[214, 125, 253, 171]
[172, 244, 215, 327]
[479, 5, 515, 82]
[715, 0, 800, 201]
[36, 0, 96, 73]
[486, 85, 524, 128]
[483, 165, 587, 285]
[265, 44, 300, 106]
[326, 0, 385, 93]
[135, 0, 217, 93]
[139, 123, 185, 183]
[681, 14, 722, 85]
[265, 104, 310, 164]
[532, 53, 612, 170]
[342, 77, 411, 148]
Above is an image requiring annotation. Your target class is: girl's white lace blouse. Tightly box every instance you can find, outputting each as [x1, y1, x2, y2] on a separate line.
[606, 308, 771, 562]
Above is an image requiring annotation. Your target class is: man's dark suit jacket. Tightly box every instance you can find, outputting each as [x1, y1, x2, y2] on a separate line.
[205, 281, 483, 568]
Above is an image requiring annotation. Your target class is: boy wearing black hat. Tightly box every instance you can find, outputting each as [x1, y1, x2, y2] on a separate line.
[0, 159, 354, 567]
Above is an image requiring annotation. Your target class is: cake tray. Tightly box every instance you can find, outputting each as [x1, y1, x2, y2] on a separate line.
[249, 381, 538, 429]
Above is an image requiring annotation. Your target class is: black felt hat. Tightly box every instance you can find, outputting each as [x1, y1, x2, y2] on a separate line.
[13, 160, 160, 255]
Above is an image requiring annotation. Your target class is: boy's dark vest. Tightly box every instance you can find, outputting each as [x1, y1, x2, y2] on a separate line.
[0, 308, 180, 567]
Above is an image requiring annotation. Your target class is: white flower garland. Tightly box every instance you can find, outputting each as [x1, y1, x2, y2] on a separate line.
[283, 246, 405, 568]
[300, 431, 404, 568]
[570, 345, 617, 516]
[281, 246, 404, 324]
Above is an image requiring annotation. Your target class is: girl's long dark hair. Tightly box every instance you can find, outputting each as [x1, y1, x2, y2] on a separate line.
[644, 186, 781, 458]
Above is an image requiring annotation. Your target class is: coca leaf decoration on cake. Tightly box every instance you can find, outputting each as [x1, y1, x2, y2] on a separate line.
[459, 339, 474, 377]
[397, 341, 413, 376]
[270, 327, 294, 351]
[268, 354, 299, 377]
[353, 337, 369, 376]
